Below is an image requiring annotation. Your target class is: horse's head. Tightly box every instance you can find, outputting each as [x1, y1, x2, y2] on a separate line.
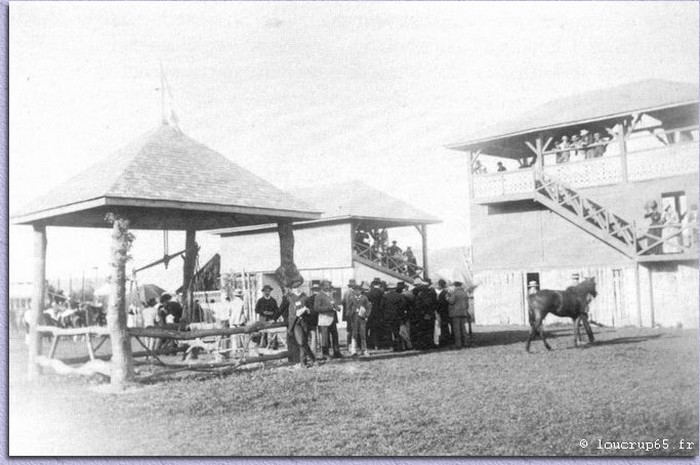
[577, 277, 597, 300]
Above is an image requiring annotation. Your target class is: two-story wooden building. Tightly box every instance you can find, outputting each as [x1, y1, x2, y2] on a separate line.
[213, 180, 440, 303]
[448, 79, 698, 328]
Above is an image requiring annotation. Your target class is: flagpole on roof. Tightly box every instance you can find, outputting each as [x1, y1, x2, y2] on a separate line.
[160, 61, 167, 125]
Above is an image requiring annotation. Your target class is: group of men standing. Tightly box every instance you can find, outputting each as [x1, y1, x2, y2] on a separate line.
[252, 276, 473, 367]
[342, 277, 472, 354]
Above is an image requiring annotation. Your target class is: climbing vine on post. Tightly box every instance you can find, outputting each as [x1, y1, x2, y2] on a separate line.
[105, 212, 135, 388]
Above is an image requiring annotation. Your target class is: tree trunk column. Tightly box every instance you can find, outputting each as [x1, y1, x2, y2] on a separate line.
[28, 224, 47, 380]
[106, 213, 134, 388]
[182, 229, 197, 320]
[420, 224, 429, 281]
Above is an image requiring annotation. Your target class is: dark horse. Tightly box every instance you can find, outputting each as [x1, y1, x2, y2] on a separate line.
[526, 277, 597, 352]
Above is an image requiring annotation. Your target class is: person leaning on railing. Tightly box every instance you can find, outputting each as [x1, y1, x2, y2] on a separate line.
[682, 204, 698, 247]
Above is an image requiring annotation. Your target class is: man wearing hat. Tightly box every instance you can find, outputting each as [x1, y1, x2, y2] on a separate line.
[527, 280, 539, 296]
[387, 241, 402, 257]
[255, 284, 279, 347]
[314, 280, 342, 359]
[436, 279, 452, 347]
[644, 199, 663, 254]
[366, 278, 385, 350]
[342, 279, 357, 348]
[286, 284, 316, 367]
[556, 135, 571, 164]
[383, 281, 409, 351]
[305, 281, 321, 356]
[347, 283, 372, 356]
[447, 281, 469, 349]
[411, 278, 437, 350]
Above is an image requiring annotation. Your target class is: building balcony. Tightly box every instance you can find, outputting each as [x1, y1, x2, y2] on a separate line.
[472, 140, 699, 204]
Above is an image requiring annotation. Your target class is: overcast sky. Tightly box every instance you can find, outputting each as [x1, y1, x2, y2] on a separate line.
[8, 1, 699, 289]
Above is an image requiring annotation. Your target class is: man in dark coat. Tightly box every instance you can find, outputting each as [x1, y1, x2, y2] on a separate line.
[411, 279, 437, 350]
[383, 282, 408, 351]
[255, 284, 279, 347]
[305, 282, 320, 357]
[314, 280, 342, 360]
[286, 286, 315, 367]
[366, 278, 385, 350]
[342, 279, 356, 348]
[436, 279, 452, 347]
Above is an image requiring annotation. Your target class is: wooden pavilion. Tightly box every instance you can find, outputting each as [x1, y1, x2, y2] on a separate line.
[11, 122, 320, 387]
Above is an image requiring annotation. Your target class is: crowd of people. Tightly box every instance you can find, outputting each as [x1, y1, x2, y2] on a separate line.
[253, 276, 474, 368]
[554, 129, 609, 164]
[354, 228, 421, 277]
[643, 200, 698, 254]
[471, 129, 611, 174]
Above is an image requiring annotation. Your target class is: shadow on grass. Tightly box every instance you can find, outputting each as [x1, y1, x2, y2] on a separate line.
[586, 333, 664, 348]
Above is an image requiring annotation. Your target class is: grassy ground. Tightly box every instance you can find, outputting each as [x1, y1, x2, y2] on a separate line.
[8, 324, 698, 456]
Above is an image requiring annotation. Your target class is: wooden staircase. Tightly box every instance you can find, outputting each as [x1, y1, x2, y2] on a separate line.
[533, 171, 696, 260]
[352, 241, 423, 281]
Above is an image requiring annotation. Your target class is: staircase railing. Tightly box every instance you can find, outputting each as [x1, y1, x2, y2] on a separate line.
[353, 241, 423, 279]
[533, 171, 697, 258]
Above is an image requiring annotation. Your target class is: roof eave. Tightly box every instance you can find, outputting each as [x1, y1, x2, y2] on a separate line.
[446, 99, 700, 153]
[11, 196, 322, 226]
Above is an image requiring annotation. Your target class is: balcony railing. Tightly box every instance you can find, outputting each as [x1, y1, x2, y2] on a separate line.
[472, 140, 699, 200]
[353, 241, 423, 279]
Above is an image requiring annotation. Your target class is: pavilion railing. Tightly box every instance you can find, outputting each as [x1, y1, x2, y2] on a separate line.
[472, 136, 699, 199]
[534, 171, 697, 259]
[353, 241, 423, 279]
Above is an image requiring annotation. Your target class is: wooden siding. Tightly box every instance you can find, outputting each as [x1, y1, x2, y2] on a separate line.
[646, 262, 699, 328]
[220, 222, 352, 274]
[472, 174, 698, 270]
[473, 263, 698, 328]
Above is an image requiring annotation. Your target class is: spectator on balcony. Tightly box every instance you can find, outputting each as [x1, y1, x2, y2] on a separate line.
[662, 204, 681, 253]
[682, 204, 698, 247]
[496, 161, 507, 172]
[354, 229, 370, 249]
[591, 132, 608, 158]
[473, 159, 487, 174]
[570, 134, 583, 162]
[388, 240, 402, 257]
[405, 246, 417, 273]
[644, 200, 663, 254]
[556, 135, 571, 164]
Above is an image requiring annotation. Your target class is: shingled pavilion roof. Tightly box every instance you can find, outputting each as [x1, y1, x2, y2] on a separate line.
[447, 79, 699, 156]
[11, 123, 321, 229]
[288, 180, 440, 225]
[213, 180, 440, 236]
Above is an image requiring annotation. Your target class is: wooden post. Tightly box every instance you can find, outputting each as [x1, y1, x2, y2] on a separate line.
[28, 223, 47, 380]
[183, 229, 197, 319]
[420, 224, 429, 280]
[619, 123, 628, 183]
[106, 213, 135, 388]
[466, 151, 474, 199]
[535, 137, 544, 172]
[634, 262, 642, 328]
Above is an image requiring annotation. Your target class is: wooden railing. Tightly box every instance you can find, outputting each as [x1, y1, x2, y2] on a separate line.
[534, 171, 697, 259]
[472, 139, 699, 199]
[353, 241, 423, 279]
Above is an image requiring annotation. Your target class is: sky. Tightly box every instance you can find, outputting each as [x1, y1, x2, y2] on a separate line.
[8, 1, 699, 290]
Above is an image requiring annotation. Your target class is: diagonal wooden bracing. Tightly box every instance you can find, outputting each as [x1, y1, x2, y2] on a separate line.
[533, 171, 696, 260]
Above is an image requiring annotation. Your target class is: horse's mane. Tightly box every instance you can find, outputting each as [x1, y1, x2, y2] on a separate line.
[567, 278, 596, 296]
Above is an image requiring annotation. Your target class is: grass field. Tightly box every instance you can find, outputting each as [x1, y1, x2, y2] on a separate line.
[8, 324, 699, 456]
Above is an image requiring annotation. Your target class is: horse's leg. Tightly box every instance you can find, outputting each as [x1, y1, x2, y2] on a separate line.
[582, 313, 595, 343]
[525, 307, 538, 352]
[538, 318, 551, 351]
[573, 316, 581, 347]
